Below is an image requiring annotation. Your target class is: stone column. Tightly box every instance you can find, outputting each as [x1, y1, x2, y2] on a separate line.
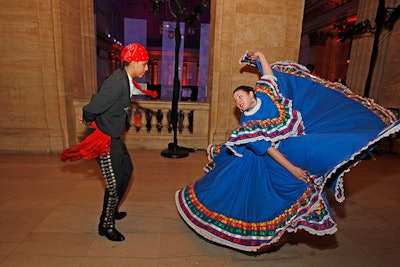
[347, 0, 400, 109]
[346, 0, 380, 96]
[372, 0, 400, 108]
[0, 0, 96, 153]
[207, 0, 305, 144]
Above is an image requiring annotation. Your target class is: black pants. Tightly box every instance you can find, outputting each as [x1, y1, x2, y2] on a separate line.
[96, 138, 133, 228]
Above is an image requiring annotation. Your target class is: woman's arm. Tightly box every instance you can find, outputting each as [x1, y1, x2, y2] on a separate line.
[267, 146, 308, 182]
[252, 52, 273, 76]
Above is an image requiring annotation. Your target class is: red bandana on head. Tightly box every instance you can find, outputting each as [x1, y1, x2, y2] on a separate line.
[121, 43, 149, 62]
[120, 43, 157, 99]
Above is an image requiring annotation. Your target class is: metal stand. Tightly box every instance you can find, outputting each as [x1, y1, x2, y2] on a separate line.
[152, 0, 207, 158]
[161, 143, 193, 158]
[160, 0, 189, 158]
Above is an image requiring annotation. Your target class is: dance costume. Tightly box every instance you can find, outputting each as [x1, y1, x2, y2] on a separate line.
[61, 43, 156, 241]
[61, 67, 134, 233]
[175, 60, 400, 252]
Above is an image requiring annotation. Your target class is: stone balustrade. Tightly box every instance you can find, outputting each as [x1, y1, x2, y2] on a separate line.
[73, 99, 210, 150]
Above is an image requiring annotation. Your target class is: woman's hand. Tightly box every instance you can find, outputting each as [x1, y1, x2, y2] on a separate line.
[251, 51, 263, 60]
[290, 166, 309, 183]
[249, 51, 273, 76]
[267, 147, 309, 183]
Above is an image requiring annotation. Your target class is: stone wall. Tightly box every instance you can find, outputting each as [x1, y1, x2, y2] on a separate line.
[207, 0, 305, 144]
[0, 0, 96, 153]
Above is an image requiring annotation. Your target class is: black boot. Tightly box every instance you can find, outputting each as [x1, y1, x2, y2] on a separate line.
[98, 224, 125, 241]
[114, 211, 127, 220]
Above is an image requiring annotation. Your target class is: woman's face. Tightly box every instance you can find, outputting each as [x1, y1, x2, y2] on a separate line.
[233, 89, 256, 112]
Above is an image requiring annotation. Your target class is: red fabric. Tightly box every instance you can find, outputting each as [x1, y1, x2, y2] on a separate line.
[134, 111, 142, 127]
[121, 43, 149, 62]
[61, 122, 111, 162]
[132, 79, 158, 99]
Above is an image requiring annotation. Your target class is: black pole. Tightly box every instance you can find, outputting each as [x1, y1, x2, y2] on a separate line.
[364, 0, 386, 98]
[172, 15, 181, 146]
[161, 0, 189, 158]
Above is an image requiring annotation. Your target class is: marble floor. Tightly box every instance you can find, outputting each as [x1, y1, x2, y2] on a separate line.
[0, 142, 399, 267]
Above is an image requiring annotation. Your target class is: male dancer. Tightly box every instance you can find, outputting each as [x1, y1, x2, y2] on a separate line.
[61, 43, 156, 241]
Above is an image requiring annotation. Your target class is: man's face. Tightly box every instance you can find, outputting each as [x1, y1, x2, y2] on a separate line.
[130, 61, 148, 78]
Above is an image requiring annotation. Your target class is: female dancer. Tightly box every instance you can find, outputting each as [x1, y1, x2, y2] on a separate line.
[175, 51, 400, 252]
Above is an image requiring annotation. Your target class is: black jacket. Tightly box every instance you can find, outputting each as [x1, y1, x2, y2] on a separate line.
[83, 68, 131, 138]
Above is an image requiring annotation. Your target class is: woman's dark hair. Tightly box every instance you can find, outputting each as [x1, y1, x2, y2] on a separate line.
[233, 86, 255, 95]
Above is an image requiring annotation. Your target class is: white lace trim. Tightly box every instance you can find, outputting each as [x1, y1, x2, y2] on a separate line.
[244, 98, 262, 116]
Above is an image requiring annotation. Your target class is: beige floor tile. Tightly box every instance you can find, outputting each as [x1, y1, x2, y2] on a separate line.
[0, 210, 54, 234]
[11, 232, 95, 256]
[117, 203, 165, 234]
[34, 201, 101, 233]
[301, 253, 374, 267]
[86, 232, 161, 258]
[161, 213, 193, 234]
[81, 257, 160, 267]
[1, 254, 84, 267]
[0, 148, 399, 266]
[159, 231, 232, 258]
[341, 227, 400, 254]
[367, 252, 400, 267]
[157, 256, 234, 267]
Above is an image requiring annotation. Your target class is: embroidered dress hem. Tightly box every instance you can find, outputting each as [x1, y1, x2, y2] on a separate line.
[176, 180, 337, 252]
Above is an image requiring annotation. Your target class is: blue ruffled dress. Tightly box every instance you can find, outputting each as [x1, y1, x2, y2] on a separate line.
[175, 61, 400, 252]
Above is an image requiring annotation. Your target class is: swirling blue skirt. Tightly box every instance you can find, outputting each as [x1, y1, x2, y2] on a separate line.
[176, 64, 400, 252]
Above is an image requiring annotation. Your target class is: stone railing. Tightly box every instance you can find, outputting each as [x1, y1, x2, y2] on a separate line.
[73, 99, 210, 150]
